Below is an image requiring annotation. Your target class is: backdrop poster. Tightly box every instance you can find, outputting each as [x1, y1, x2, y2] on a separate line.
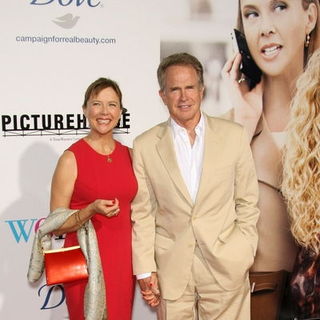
[0, 1, 243, 319]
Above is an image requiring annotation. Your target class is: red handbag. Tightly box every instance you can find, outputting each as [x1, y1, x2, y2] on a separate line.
[43, 245, 88, 286]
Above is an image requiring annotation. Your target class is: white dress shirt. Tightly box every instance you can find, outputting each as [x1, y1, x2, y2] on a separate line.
[170, 114, 205, 202]
[136, 115, 205, 280]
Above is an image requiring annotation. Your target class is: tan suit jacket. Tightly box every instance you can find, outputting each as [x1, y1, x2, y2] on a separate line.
[131, 114, 259, 300]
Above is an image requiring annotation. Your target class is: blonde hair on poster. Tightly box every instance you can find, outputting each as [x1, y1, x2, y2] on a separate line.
[282, 48, 320, 254]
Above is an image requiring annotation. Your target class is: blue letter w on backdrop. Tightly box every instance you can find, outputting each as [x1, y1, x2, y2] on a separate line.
[5, 219, 37, 243]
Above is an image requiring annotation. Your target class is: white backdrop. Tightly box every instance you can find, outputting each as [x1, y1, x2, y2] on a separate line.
[0, 0, 236, 318]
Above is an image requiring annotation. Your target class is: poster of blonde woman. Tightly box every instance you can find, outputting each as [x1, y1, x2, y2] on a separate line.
[220, 0, 320, 319]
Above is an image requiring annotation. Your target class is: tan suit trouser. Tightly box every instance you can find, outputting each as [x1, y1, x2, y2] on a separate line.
[157, 246, 251, 320]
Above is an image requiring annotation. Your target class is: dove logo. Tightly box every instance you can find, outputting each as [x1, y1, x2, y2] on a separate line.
[53, 14, 79, 29]
[30, 0, 100, 7]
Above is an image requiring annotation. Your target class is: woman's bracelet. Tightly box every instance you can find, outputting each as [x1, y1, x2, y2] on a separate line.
[74, 210, 83, 228]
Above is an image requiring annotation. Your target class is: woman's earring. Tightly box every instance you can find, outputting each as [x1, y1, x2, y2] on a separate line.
[305, 34, 311, 48]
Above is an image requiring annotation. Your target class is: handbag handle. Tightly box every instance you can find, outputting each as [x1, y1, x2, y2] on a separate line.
[43, 245, 81, 255]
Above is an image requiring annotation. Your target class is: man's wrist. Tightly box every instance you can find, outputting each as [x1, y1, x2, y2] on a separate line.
[137, 272, 152, 280]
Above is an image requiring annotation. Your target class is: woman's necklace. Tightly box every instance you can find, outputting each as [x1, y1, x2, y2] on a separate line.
[85, 137, 115, 163]
[105, 142, 115, 163]
[106, 154, 113, 163]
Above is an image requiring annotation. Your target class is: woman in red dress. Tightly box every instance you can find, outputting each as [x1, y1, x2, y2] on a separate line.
[50, 77, 137, 319]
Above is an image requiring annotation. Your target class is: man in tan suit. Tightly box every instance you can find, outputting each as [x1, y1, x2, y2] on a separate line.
[131, 52, 259, 319]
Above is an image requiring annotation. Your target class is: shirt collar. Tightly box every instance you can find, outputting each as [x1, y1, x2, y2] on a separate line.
[170, 113, 205, 139]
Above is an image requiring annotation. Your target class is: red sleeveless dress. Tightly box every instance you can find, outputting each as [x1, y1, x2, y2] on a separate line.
[63, 138, 137, 320]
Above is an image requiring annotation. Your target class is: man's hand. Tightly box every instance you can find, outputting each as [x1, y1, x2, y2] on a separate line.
[138, 272, 160, 307]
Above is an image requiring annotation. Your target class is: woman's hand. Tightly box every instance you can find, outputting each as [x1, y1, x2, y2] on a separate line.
[88, 198, 120, 218]
[138, 272, 161, 307]
[222, 53, 263, 140]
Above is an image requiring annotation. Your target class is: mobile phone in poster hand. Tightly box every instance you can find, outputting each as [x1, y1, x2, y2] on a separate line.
[231, 29, 262, 90]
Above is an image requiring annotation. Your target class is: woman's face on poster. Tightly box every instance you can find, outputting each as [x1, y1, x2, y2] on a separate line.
[240, 0, 317, 77]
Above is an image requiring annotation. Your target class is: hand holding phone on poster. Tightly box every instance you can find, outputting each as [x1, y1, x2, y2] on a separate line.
[230, 29, 262, 90]
[221, 30, 264, 140]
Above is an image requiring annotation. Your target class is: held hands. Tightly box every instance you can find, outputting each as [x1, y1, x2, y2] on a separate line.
[222, 53, 263, 140]
[89, 198, 120, 218]
[138, 272, 161, 307]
